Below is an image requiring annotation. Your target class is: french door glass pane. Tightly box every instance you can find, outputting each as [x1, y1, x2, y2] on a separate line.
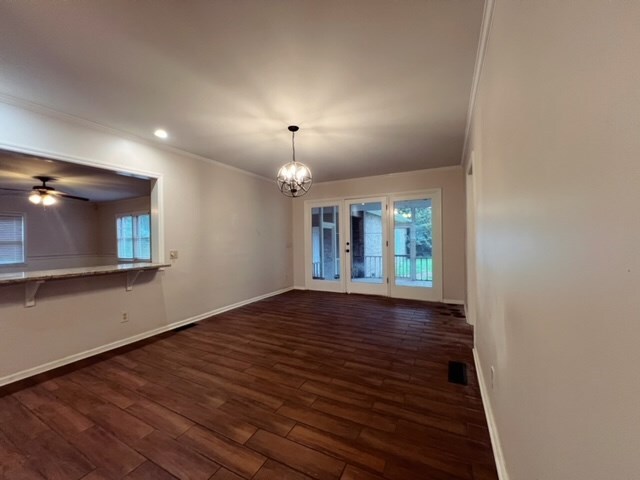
[393, 198, 432, 288]
[311, 206, 340, 280]
[350, 202, 383, 283]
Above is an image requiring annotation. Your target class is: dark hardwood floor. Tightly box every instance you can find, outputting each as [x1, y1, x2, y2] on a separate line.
[0, 290, 498, 480]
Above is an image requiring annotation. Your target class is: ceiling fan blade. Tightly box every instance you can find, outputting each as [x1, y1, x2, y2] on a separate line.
[57, 192, 90, 202]
[0, 186, 29, 192]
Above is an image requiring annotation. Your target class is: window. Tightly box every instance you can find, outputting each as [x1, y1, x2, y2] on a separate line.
[116, 213, 151, 261]
[0, 213, 25, 265]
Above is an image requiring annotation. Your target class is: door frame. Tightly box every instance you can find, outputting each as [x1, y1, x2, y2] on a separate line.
[303, 199, 346, 292]
[465, 155, 477, 325]
[388, 189, 443, 302]
[303, 189, 443, 302]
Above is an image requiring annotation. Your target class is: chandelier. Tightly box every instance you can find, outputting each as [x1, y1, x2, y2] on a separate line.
[276, 125, 312, 197]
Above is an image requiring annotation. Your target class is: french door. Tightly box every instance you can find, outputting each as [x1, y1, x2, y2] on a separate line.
[388, 191, 442, 301]
[304, 190, 442, 301]
[304, 201, 344, 292]
[345, 197, 388, 296]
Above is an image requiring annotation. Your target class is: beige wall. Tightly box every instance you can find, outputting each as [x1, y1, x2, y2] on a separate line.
[0, 195, 102, 271]
[292, 167, 466, 301]
[0, 101, 293, 382]
[466, 1, 640, 478]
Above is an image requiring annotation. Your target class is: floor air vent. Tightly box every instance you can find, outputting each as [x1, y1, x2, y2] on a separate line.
[448, 361, 468, 385]
[174, 323, 197, 332]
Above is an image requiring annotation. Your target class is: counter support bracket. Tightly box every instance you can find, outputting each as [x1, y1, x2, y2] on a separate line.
[126, 270, 142, 291]
[0, 263, 169, 307]
[25, 280, 45, 308]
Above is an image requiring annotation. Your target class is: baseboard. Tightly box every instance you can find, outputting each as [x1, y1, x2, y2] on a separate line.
[464, 303, 475, 326]
[293, 285, 307, 290]
[443, 298, 465, 305]
[0, 286, 294, 387]
[473, 348, 510, 480]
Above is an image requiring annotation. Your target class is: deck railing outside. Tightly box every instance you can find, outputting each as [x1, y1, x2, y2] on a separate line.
[394, 255, 432, 281]
[314, 255, 433, 281]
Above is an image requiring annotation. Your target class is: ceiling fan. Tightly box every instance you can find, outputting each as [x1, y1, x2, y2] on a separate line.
[0, 176, 90, 205]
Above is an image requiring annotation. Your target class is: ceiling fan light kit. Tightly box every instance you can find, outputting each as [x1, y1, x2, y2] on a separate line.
[29, 191, 57, 205]
[0, 176, 90, 205]
[28, 192, 42, 204]
[276, 125, 312, 198]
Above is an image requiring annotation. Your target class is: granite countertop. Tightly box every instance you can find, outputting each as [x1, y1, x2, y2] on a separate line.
[0, 263, 170, 285]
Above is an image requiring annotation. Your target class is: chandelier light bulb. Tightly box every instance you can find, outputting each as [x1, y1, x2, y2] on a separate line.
[29, 192, 42, 204]
[42, 194, 56, 206]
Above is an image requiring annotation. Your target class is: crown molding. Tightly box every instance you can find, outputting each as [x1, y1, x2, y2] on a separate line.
[0, 92, 273, 183]
[460, 0, 496, 168]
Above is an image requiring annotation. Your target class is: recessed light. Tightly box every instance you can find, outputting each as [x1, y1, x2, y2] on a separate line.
[154, 129, 168, 139]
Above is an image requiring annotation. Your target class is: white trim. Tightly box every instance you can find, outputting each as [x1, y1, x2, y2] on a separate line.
[464, 151, 477, 326]
[473, 348, 510, 480]
[443, 299, 465, 305]
[0, 286, 294, 387]
[361, 188, 442, 202]
[293, 285, 307, 290]
[464, 303, 473, 326]
[151, 176, 165, 264]
[460, 0, 496, 167]
[0, 94, 272, 183]
[0, 140, 163, 180]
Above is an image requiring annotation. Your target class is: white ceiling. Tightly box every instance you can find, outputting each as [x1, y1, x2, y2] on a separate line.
[0, 150, 150, 203]
[0, 0, 484, 182]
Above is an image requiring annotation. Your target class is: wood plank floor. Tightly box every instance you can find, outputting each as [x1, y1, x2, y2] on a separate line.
[0, 290, 498, 480]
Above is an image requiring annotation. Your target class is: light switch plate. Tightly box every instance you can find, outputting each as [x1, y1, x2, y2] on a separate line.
[169, 250, 178, 260]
